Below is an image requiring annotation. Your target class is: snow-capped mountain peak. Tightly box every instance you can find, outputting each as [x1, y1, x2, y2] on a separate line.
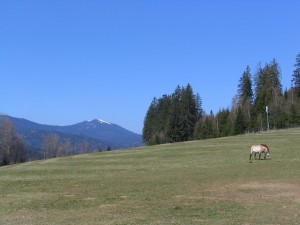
[96, 119, 111, 125]
[86, 119, 112, 125]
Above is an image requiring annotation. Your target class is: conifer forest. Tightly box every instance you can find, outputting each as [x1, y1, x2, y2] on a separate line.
[143, 53, 300, 145]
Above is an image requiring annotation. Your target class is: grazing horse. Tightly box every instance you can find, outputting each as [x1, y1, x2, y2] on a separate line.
[249, 144, 270, 160]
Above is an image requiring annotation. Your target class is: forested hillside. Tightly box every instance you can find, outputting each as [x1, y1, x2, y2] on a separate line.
[143, 53, 300, 145]
[0, 116, 143, 165]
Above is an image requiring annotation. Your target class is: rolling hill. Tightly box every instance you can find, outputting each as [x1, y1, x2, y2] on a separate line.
[0, 128, 299, 224]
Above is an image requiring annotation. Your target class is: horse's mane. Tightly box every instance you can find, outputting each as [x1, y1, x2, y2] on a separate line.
[260, 144, 270, 151]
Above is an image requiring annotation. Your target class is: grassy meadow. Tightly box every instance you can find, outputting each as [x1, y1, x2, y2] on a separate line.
[1, 128, 300, 225]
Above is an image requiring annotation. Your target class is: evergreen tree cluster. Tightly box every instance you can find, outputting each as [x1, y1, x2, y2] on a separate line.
[143, 53, 300, 145]
[143, 84, 203, 145]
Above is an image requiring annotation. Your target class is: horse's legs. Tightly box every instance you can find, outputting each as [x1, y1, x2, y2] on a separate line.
[264, 152, 267, 159]
[249, 153, 252, 160]
[259, 152, 261, 160]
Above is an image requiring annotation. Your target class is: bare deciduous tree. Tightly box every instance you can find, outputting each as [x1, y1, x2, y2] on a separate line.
[0, 116, 27, 165]
[42, 133, 60, 159]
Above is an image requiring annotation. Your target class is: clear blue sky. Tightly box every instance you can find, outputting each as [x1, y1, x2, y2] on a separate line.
[1, 0, 299, 134]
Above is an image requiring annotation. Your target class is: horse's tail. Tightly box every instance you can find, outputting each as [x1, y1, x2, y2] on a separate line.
[250, 146, 254, 154]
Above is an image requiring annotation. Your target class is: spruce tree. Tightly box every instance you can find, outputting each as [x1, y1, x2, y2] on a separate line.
[237, 65, 253, 105]
[195, 93, 204, 119]
[292, 52, 300, 96]
[216, 108, 233, 137]
[181, 84, 198, 141]
[234, 106, 247, 134]
[143, 97, 158, 145]
[253, 59, 283, 130]
[155, 95, 172, 143]
[237, 65, 253, 132]
[269, 58, 282, 94]
[204, 111, 217, 139]
[289, 104, 300, 127]
[167, 86, 184, 142]
[194, 111, 217, 140]
[194, 117, 211, 139]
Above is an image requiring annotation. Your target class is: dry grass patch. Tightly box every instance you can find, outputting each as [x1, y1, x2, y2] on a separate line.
[171, 181, 300, 224]
[200, 181, 300, 204]
[238, 181, 300, 202]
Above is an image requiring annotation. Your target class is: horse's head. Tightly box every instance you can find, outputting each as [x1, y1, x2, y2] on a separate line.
[265, 146, 270, 156]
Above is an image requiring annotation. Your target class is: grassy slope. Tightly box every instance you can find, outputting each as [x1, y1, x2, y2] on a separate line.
[1, 129, 300, 225]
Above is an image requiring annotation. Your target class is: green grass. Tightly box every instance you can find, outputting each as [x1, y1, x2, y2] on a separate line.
[1, 128, 300, 224]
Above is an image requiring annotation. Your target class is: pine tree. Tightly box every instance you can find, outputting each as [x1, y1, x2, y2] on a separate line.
[237, 65, 253, 105]
[269, 59, 282, 91]
[205, 111, 217, 139]
[236, 66, 253, 132]
[155, 95, 172, 143]
[292, 52, 300, 96]
[195, 93, 204, 119]
[167, 86, 184, 142]
[234, 106, 247, 134]
[194, 111, 217, 140]
[253, 59, 283, 130]
[181, 84, 198, 141]
[216, 108, 234, 137]
[289, 104, 300, 127]
[143, 97, 158, 145]
[268, 59, 282, 108]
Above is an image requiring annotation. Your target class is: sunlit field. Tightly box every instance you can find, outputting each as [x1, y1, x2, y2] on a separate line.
[1, 128, 300, 225]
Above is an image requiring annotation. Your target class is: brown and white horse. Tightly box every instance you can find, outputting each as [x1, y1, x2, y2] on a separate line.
[249, 144, 270, 160]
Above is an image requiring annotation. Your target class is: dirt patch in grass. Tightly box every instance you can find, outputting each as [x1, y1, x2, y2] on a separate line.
[191, 181, 300, 207]
[237, 182, 300, 203]
[173, 181, 300, 224]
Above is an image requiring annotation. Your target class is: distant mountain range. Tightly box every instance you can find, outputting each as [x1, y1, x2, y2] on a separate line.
[3, 116, 143, 155]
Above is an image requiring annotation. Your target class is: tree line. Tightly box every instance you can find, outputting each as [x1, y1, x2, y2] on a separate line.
[143, 52, 300, 145]
[42, 133, 112, 159]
